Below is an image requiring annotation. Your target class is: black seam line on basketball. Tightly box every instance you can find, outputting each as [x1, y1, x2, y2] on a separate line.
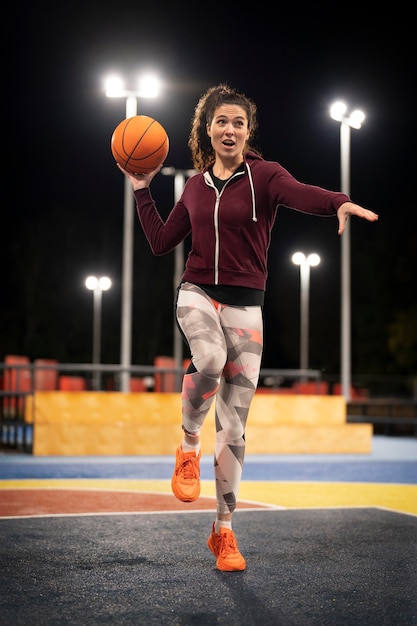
[124, 118, 156, 159]
[129, 139, 168, 162]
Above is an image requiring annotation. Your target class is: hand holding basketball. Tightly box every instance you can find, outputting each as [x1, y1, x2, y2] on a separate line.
[116, 161, 162, 190]
[111, 115, 169, 175]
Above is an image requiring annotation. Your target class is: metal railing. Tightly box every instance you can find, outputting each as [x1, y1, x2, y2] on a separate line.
[1, 360, 416, 452]
[0, 361, 322, 453]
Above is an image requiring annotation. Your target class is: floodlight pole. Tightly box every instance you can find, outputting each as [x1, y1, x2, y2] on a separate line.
[85, 276, 112, 391]
[340, 120, 351, 401]
[105, 74, 160, 392]
[291, 253, 321, 379]
[120, 95, 137, 393]
[330, 101, 365, 401]
[161, 167, 196, 391]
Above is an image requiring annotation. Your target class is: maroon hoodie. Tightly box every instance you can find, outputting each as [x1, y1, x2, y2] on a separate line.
[134, 151, 349, 291]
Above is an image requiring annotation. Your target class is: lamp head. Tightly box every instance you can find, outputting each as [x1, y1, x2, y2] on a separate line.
[330, 101, 365, 129]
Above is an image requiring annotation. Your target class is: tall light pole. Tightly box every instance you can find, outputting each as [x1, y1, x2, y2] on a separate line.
[330, 101, 365, 400]
[105, 73, 161, 392]
[161, 166, 196, 391]
[85, 276, 112, 391]
[292, 252, 321, 377]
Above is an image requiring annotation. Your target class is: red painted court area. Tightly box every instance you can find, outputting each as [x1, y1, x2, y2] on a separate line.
[0, 489, 268, 518]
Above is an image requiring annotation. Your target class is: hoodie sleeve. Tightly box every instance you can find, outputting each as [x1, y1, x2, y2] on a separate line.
[265, 162, 350, 216]
[134, 188, 191, 255]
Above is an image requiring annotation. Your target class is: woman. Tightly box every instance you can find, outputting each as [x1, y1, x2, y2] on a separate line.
[118, 84, 378, 571]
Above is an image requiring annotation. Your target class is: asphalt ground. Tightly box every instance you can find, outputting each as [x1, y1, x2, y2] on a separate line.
[0, 436, 416, 625]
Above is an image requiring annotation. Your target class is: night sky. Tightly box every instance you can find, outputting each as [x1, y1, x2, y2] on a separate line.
[4, 5, 415, 382]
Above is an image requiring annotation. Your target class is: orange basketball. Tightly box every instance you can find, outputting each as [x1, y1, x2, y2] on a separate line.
[111, 115, 169, 175]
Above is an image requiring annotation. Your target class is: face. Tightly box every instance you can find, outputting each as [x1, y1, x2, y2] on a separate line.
[206, 104, 250, 161]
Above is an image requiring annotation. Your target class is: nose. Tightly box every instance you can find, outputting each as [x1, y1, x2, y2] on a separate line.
[224, 123, 234, 134]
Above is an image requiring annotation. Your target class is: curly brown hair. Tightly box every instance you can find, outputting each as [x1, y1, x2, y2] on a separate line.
[188, 84, 260, 171]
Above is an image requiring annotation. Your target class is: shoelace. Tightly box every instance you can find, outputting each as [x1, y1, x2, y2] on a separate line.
[218, 532, 238, 557]
[178, 455, 199, 480]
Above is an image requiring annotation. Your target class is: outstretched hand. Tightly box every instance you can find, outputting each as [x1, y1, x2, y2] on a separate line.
[337, 202, 379, 235]
[116, 162, 163, 191]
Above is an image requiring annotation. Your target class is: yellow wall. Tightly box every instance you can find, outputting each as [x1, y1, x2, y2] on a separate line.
[28, 392, 372, 456]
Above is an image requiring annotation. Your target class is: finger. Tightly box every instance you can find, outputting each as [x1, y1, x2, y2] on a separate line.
[338, 215, 348, 235]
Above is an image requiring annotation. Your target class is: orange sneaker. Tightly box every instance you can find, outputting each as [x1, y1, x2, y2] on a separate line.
[207, 523, 246, 571]
[171, 445, 201, 502]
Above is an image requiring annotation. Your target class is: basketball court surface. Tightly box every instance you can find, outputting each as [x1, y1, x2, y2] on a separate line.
[1, 436, 416, 625]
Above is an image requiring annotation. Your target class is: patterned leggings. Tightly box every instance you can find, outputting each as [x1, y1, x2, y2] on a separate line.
[176, 282, 263, 515]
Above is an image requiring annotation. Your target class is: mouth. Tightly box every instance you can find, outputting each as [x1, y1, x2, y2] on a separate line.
[222, 140, 235, 148]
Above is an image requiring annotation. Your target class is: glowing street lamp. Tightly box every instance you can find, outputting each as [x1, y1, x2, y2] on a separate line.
[105, 75, 160, 100]
[85, 276, 112, 391]
[292, 252, 321, 375]
[105, 73, 161, 392]
[330, 101, 365, 400]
